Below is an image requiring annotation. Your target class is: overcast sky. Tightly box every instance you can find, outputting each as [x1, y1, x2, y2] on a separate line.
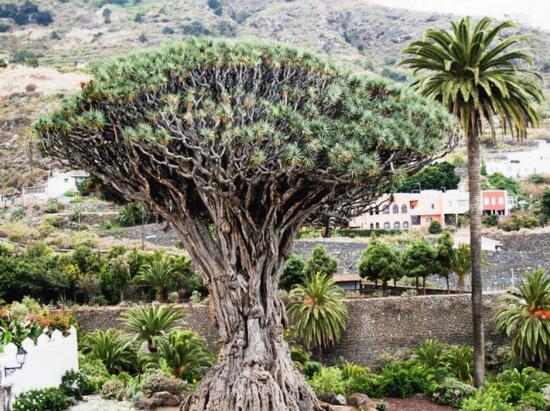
[371, 0, 550, 32]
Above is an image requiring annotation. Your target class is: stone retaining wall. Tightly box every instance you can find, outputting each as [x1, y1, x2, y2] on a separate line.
[72, 291, 504, 366]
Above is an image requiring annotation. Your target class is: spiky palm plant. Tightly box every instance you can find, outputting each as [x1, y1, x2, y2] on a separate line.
[496, 269, 550, 368]
[155, 330, 214, 381]
[402, 17, 543, 386]
[83, 329, 137, 374]
[287, 272, 348, 358]
[445, 345, 474, 384]
[414, 339, 446, 369]
[451, 244, 472, 292]
[135, 251, 174, 302]
[121, 304, 183, 353]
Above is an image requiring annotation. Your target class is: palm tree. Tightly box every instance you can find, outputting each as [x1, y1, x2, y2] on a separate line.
[451, 244, 472, 292]
[155, 330, 214, 381]
[496, 269, 550, 368]
[83, 329, 137, 374]
[121, 304, 183, 353]
[401, 17, 543, 386]
[287, 272, 348, 360]
[135, 251, 174, 302]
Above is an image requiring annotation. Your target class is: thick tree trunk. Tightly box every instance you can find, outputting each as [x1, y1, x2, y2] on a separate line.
[456, 275, 465, 293]
[174, 210, 326, 411]
[181, 268, 322, 411]
[467, 127, 485, 387]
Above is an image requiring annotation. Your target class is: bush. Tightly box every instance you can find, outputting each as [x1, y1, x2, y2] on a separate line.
[35, 10, 53, 26]
[432, 377, 476, 407]
[461, 388, 515, 411]
[377, 361, 437, 398]
[302, 361, 322, 379]
[140, 372, 187, 397]
[162, 26, 174, 34]
[500, 214, 538, 231]
[13, 387, 70, 411]
[118, 201, 143, 227]
[428, 220, 443, 234]
[182, 20, 211, 36]
[133, 12, 144, 22]
[482, 214, 499, 227]
[101, 378, 127, 401]
[0, 24, 10, 33]
[308, 366, 347, 396]
[61, 370, 96, 397]
[45, 199, 61, 213]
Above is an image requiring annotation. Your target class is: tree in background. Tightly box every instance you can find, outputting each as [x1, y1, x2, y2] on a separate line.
[436, 231, 454, 292]
[540, 189, 550, 224]
[451, 244, 472, 292]
[287, 273, 348, 360]
[304, 245, 338, 278]
[429, 220, 443, 234]
[398, 161, 460, 192]
[36, 40, 454, 410]
[358, 238, 402, 295]
[280, 254, 306, 292]
[402, 239, 438, 293]
[135, 251, 174, 302]
[402, 17, 543, 386]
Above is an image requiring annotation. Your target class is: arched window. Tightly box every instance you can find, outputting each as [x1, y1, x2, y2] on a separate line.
[403, 221, 409, 229]
[382, 205, 390, 214]
[394, 222, 400, 228]
[383, 222, 390, 229]
[370, 223, 374, 229]
[401, 204, 408, 214]
[392, 204, 399, 214]
[375, 222, 380, 229]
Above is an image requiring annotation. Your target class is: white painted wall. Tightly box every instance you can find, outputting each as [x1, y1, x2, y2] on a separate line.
[0, 327, 79, 397]
[46, 173, 79, 198]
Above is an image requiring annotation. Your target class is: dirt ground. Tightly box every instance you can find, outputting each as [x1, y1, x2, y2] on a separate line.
[333, 397, 455, 411]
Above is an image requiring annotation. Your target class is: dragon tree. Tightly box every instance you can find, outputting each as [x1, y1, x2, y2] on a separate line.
[35, 40, 456, 410]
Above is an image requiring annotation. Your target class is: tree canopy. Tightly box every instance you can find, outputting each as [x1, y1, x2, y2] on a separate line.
[397, 161, 460, 192]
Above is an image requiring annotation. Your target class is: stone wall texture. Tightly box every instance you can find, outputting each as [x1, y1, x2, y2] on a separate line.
[72, 292, 504, 366]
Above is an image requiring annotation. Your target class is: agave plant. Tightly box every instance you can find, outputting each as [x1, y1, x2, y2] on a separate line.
[496, 269, 550, 368]
[121, 305, 183, 353]
[287, 272, 348, 358]
[414, 339, 446, 369]
[83, 329, 137, 374]
[154, 330, 214, 381]
[135, 251, 174, 302]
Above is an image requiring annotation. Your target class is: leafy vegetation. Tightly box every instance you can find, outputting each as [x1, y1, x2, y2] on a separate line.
[397, 161, 460, 193]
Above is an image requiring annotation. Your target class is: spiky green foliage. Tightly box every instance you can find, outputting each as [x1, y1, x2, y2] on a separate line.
[445, 345, 474, 384]
[414, 339, 445, 369]
[287, 272, 348, 354]
[496, 269, 550, 367]
[135, 251, 174, 302]
[83, 329, 137, 374]
[401, 17, 543, 140]
[450, 244, 471, 292]
[358, 238, 402, 293]
[121, 304, 183, 353]
[154, 330, 214, 381]
[36, 39, 455, 225]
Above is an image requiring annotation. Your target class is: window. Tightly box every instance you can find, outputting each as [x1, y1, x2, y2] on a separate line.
[394, 222, 400, 228]
[403, 221, 409, 228]
[431, 203, 435, 209]
[64, 178, 69, 183]
[401, 204, 407, 214]
[484, 197, 490, 205]
[411, 216, 420, 225]
[383, 222, 390, 229]
[375, 207, 380, 215]
[370, 223, 374, 229]
[498, 197, 504, 205]
[392, 204, 399, 214]
[426, 217, 433, 223]
[491, 197, 496, 205]
[382, 205, 390, 214]
[369, 209, 373, 216]
[375, 222, 380, 229]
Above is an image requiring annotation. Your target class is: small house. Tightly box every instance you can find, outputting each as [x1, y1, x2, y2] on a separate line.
[332, 274, 363, 291]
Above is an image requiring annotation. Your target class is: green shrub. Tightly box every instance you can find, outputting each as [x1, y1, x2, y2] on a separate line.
[500, 214, 538, 231]
[13, 387, 70, 411]
[482, 214, 499, 227]
[444, 345, 473, 383]
[45, 199, 61, 213]
[0, 58, 7, 68]
[432, 377, 476, 407]
[428, 220, 443, 234]
[118, 201, 143, 227]
[413, 339, 445, 369]
[302, 361, 322, 379]
[308, 366, 347, 396]
[377, 361, 437, 398]
[140, 372, 187, 397]
[461, 388, 515, 411]
[61, 369, 96, 397]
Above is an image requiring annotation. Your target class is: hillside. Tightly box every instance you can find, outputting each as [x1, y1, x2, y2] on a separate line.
[0, 0, 549, 193]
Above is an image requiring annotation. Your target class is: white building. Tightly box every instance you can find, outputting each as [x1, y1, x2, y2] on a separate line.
[44, 170, 89, 198]
[485, 140, 550, 178]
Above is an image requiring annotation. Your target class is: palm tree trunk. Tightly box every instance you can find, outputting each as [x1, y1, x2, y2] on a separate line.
[468, 126, 485, 387]
[457, 274, 465, 292]
[155, 287, 163, 302]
